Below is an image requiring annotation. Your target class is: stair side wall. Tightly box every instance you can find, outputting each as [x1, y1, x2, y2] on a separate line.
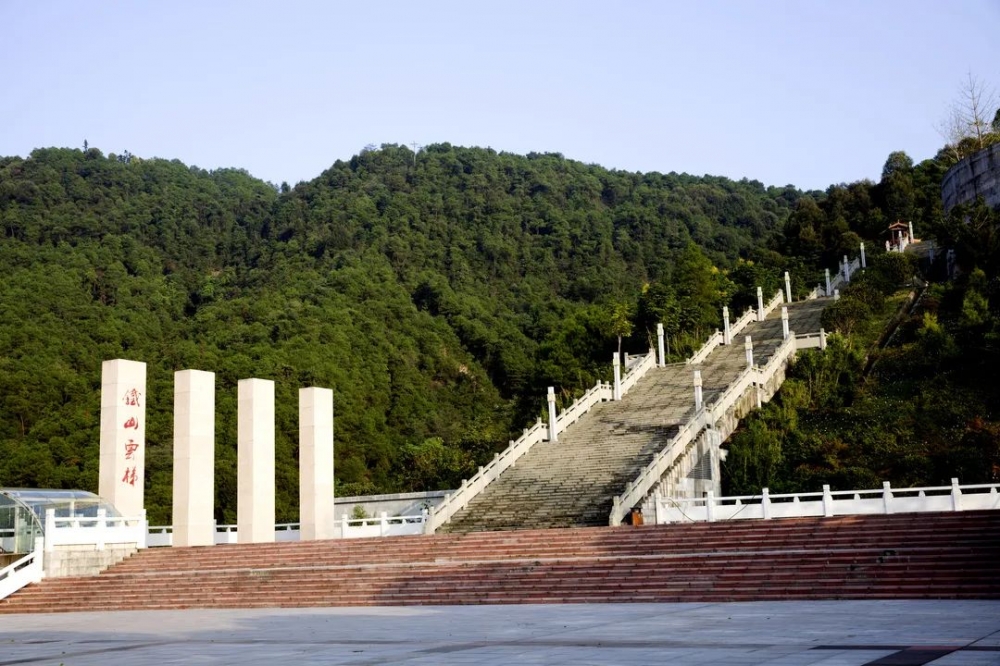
[43, 544, 138, 578]
[642, 355, 791, 513]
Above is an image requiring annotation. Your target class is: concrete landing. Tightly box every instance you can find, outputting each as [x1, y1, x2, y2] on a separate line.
[2, 600, 998, 665]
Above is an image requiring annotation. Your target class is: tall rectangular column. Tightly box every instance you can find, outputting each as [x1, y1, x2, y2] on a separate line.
[99, 359, 146, 517]
[299, 387, 334, 541]
[172, 370, 216, 547]
[238, 378, 275, 544]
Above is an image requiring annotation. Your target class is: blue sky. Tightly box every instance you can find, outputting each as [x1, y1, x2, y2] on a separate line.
[2, 1, 998, 191]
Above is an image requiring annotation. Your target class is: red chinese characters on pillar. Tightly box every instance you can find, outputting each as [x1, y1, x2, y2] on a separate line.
[121, 466, 137, 486]
[122, 388, 142, 407]
[120, 386, 142, 486]
[124, 439, 139, 460]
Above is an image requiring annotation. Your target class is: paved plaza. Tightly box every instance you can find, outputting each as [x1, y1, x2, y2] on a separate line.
[1, 600, 999, 665]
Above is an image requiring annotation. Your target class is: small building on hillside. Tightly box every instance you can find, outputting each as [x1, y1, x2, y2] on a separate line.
[886, 220, 913, 252]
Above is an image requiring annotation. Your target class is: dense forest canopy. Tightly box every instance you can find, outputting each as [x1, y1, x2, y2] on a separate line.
[0, 141, 997, 523]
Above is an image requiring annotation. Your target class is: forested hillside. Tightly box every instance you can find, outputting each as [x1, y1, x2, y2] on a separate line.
[1, 142, 996, 523]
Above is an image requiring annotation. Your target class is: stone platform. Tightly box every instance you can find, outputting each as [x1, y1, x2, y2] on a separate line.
[2, 600, 999, 665]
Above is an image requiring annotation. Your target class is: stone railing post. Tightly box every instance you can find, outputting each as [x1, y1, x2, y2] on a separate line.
[882, 481, 893, 514]
[341, 514, 350, 537]
[379, 511, 389, 537]
[705, 490, 715, 522]
[96, 508, 106, 551]
[722, 306, 731, 345]
[909, 221, 914, 243]
[756, 287, 764, 322]
[693, 369, 703, 412]
[657, 323, 665, 367]
[822, 484, 833, 517]
[843, 255, 850, 283]
[950, 477, 962, 512]
[781, 306, 789, 340]
[744, 336, 753, 369]
[612, 354, 622, 401]
[860, 242, 867, 269]
[784, 271, 792, 303]
[45, 509, 55, 552]
[819, 328, 827, 350]
[825, 268, 831, 297]
[547, 387, 558, 442]
[761, 488, 771, 519]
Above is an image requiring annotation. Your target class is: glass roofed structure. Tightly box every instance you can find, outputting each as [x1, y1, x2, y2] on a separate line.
[0, 489, 121, 554]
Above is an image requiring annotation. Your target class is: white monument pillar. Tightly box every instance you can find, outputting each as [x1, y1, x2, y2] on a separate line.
[744, 336, 754, 369]
[825, 268, 831, 296]
[99, 359, 146, 517]
[300, 387, 334, 541]
[693, 369, 703, 412]
[612, 354, 622, 401]
[656, 323, 665, 367]
[756, 287, 765, 322]
[238, 378, 275, 544]
[547, 386, 558, 441]
[784, 271, 792, 304]
[172, 370, 215, 547]
[722, 306, 731, 345]
[781, 307, 789, 340]
[860, 242, 867, 269]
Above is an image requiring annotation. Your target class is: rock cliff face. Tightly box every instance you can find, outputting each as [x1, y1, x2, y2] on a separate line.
[942, 143, 1000, 213]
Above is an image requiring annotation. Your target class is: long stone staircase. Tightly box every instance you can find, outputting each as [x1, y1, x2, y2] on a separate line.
[440, 298, 828, 532]
[2, 510, 997, 612]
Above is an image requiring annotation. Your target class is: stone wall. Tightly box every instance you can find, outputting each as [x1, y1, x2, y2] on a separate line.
[942, 143, 1000, 213]
[44, 543, 137, 578]
[641, 350, 792, 514]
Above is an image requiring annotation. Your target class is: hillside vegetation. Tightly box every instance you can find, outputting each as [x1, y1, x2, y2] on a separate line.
[0, 143, 996, 522]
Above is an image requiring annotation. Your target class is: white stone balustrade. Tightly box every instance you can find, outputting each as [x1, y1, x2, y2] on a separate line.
[687, 331, 723, 365]
[0, 539, 43, 601]
[617, 349, 656, 397]
[654, 480, 1000, 524]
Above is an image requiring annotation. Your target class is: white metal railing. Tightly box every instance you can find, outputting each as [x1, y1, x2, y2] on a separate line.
[620, 349, 656, 395]
[654, 480, 1000, 523]
[687, 331, 723, 365]
[425, 420, 549, 533]
[0, 538, 43, 601]
[45, 509, 147, 551]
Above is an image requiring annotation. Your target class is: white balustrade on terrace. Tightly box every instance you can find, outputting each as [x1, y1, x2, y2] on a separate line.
[44, 509, 147, 552]
[654, 480, 1000, 523]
